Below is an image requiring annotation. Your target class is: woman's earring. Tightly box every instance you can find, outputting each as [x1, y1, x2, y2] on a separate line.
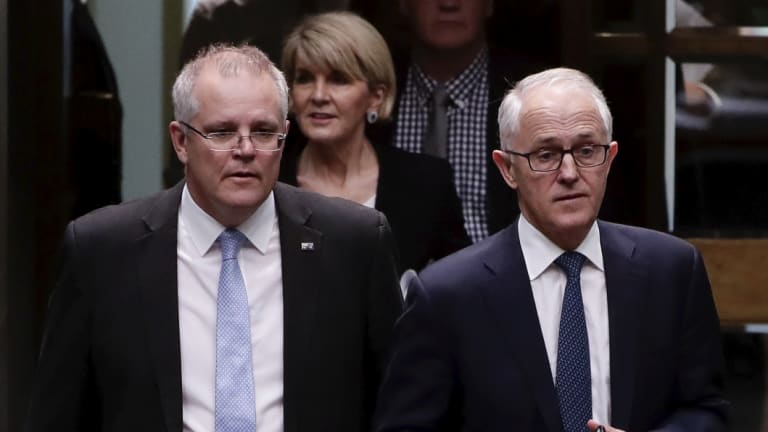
[366, 110, 378, 124]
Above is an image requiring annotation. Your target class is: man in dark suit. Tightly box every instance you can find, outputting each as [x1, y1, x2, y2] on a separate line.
[385, 0, 537, 243]
[25, 44, 402, 432]
[374, 68, 727, 432]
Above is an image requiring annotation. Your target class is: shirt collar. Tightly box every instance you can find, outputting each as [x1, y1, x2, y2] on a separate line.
[179, 184, 277, 256]
[518, 213, 604, 281]
[410, 47, 488, 109]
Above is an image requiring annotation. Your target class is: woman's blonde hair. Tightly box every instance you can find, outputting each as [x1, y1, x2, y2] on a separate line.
[282, 11, 396, 120]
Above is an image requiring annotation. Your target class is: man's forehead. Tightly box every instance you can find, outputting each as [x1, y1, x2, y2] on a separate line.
[199, 57, 264, 79]
[519, 90, 605, 139]
[521, 87, 599, 117]
[193, 69, 281, 119]
[195, 62, 274, 94]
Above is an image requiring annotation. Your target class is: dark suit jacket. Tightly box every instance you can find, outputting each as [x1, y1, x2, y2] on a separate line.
[280, 139, 471, 274]
[25, 181, 403, 432]
[387, 47, 541, 236]
[374, 220, 728, 432]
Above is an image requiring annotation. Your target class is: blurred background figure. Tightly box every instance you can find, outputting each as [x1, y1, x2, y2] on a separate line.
[676, 0, 720, 115]
[381, 0, 541, 243]
[67, 0, 123, 217]
[279, 11, 470, 275]
[180, 0, 350, 65]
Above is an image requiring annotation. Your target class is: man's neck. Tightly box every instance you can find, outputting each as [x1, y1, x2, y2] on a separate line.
[411, 40, 486, 83]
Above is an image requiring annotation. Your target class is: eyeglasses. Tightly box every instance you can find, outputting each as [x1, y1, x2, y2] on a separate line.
[503, 144, 610, 172]
[180, 121, 286, 152]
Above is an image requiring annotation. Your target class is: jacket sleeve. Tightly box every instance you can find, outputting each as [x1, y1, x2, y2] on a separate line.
[365, 213, 406, 426]
[373, 275, 459, 432]
[653, 247, 728, 432]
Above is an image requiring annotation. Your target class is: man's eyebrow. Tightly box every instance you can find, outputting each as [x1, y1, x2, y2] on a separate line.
[201, 121, 236, 131]
[532, 136, 561, 147]
[250, 119, 281, 131]
[532, 131, 602, 148]
[201, 119, 281, 131]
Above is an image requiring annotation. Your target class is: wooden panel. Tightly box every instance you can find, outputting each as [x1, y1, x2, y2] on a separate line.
[688, 238, 768, 325]
[592, 29, 768, 61]
[669, 28, 768, 61]
[592, 33, 649, 58]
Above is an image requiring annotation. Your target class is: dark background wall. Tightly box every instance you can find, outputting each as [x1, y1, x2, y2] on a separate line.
[2, 1, 66, 431]
[0, 0, 8, 428]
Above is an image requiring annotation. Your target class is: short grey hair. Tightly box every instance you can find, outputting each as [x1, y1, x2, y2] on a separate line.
[497, 67, 613, 150]
[172, 44, 289, 123]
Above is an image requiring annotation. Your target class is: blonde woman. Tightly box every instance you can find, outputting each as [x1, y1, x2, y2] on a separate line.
[280, 12, 470, 274]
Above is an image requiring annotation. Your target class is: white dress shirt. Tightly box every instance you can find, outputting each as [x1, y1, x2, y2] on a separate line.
[518, 215, 611, 424]
[177, 185, 284, 432]
[362, 194, 376, 209]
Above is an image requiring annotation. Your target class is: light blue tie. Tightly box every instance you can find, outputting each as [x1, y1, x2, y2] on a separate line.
[216, 229, 257, 432]
[555, 251, 591, 432]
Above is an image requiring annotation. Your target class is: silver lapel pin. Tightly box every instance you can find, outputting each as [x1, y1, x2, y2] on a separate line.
[300, 242, 314, 251]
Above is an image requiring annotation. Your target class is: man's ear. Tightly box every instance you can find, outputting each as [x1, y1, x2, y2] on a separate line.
[605, 141, 618, 172]
[491, 149, 518, 189]
[169, 121, 189, 165]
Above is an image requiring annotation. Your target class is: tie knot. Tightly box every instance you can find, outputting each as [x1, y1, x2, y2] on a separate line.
[554, 251, 586, 279]
[218, 229, 247, 260]
[431, 83, 450, 107]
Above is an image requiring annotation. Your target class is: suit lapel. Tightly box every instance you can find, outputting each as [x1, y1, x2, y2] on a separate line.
[274, 183, 324, 432]
[135, 182, 184, 432]
[599, 221, 643, 428]
[479, 224, 563, 432]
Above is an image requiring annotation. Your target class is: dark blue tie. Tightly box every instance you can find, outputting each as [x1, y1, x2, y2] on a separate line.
[554, 251, 591, 432]
[215, 229, 257, 432]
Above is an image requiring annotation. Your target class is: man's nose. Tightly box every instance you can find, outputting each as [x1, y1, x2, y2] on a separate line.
[557, 153, 580, 181]
[233, 135, 257, 157]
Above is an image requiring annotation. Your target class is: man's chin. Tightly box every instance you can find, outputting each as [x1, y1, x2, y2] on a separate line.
[424, 33, 477, 53]
[550, 213, 596, 240]
[220, 190, 269, 211]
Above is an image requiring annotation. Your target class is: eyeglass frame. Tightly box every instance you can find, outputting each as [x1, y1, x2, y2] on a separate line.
[502, 144, 611, 172]
[179, 120, 286, 152]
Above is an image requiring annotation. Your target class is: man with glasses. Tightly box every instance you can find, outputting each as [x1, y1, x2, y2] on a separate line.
[374, 68, 727, 432]
[25, 44, 403, 432]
